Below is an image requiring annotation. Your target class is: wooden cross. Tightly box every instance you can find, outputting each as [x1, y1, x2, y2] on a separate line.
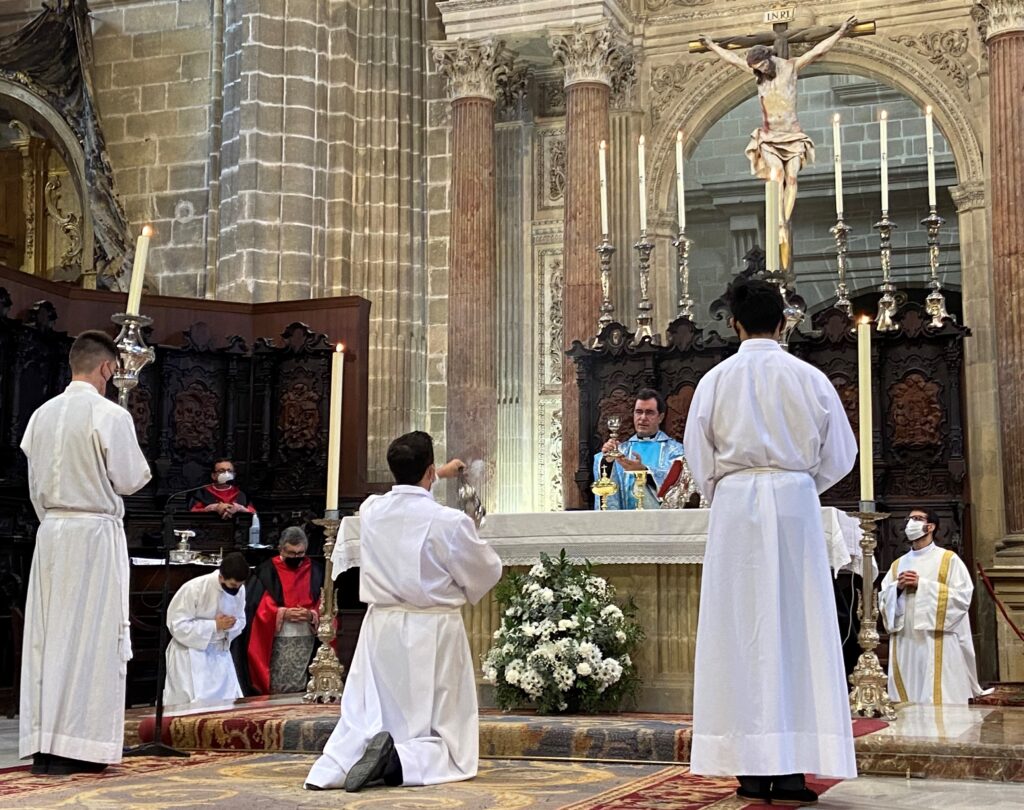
[689, 8, 875, 59]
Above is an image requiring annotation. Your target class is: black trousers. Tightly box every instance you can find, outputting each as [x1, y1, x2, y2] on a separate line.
[738, 774, 805, 792]
[833, 571, 863, 680]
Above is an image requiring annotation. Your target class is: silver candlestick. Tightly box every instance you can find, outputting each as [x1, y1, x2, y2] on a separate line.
[873, 213, 899, 333]
[111, 312, 156, 409]
[595, 237, 617, 341]
[779, 286, 805, 351]
[921, 208, 952, 328]
[304, 511, 346, 702]
[830, 216, 853, 318]
[673, 231, 695, 321]
[633, 231, 657, 343]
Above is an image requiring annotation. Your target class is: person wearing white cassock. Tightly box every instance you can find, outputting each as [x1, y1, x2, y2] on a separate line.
[20, 331, 152, 775]
[683, 279, 858, 807]
[879, 508, 989, 705]
[163, 552, 249, 706]
[305, 431, 503, 793]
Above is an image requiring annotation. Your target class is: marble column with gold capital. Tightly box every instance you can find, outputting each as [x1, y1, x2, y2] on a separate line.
[981, 1, 1024, 556]
[549, 22, 632, 509]
[433, 39, 513, 508]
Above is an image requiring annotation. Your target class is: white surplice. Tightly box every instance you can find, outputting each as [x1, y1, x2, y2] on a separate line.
[683, 339, 858, 780]
[19, 381, 151, 763]
[164, 571, 246, 706]
[879, 543, 985, 705]
[306, 485, 503, 790]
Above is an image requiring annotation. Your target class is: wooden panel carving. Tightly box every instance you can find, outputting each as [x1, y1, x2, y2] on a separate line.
[888, 373, 943, 448]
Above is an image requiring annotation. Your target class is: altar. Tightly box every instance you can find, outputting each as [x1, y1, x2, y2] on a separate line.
[334, 507, 863, 712]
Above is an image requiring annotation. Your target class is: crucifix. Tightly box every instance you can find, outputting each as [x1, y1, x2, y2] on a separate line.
[689, 9, 876, 273]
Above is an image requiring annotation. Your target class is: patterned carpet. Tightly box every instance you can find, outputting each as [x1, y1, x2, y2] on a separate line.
[0, 754, 840, 808]
[972, 683, 1024, 707]
[133, 703, 885, 766]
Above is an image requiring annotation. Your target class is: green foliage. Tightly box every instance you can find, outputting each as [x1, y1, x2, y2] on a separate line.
[482, 550, 645, 714]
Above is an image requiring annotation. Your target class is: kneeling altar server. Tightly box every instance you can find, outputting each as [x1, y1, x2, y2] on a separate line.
[20, 330, 152, 775]
[684, 278, 858, 806]
[163, 552, 249, 706]
[305, 431, 502, 792]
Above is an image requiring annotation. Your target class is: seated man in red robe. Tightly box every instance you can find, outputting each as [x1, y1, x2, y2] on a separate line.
[189, 458, 256, 518]
[238, 526, 324, 695]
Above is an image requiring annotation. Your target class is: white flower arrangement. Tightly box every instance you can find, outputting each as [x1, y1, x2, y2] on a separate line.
[482, 550, 644, 713]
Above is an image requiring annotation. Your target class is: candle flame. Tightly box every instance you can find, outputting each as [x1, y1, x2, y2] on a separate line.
[142, 225, 154, 237]
[880, 110, 888, 121]
[769, 168, 779, 182]
[676, 130, 683, 142]
[926, 105, 933, 115]
[335, 342, 344, 352]
[638, 134, 645, 145]
[860, 316, 871, 325]
[833, 113, 841, 124]
[599, 139, 606, 149]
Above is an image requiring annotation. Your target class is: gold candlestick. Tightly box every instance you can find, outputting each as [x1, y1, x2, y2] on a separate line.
[304, 512, 346, 703]
[848, 508, 898, 720]
[631, 468, 648, 510]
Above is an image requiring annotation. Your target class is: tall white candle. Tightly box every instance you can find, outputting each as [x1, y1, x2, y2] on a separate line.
[325, 343, 345, 512]
[675, 130, 686, 233]
[598, 140, 609, 238]
[638, 134, 647, 233]
[126, 225, 153, 316]
[925, 105, 937, 208]
[857, 319, 874, 502]
[880, 110, 889, 213]
[766, 169, 780, 273]
[832, 113, 844, 218]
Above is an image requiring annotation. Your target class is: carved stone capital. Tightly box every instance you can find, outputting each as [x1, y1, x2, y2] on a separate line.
[549, 22, 632, 89]
[950, 180, 987, 213]
[976, 1, 1024, 41]
[433, 38, 514, 102]
[496, 63, 532, 122]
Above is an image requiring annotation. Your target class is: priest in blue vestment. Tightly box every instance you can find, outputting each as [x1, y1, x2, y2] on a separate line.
[592, 388, 685, 510]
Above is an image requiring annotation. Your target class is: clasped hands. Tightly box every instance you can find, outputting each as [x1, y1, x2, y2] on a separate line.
[599, 440, 647, 473]
[283, 607, 313, 623]
[896, 570, 919, 593]
[204, 501, 248, 520]
[215, 613, 236, 631]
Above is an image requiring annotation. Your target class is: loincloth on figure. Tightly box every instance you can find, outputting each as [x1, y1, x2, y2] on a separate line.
[744, 128, 816, 179]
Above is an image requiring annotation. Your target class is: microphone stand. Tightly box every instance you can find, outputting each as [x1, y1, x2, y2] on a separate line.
[124, 485, 207, 758]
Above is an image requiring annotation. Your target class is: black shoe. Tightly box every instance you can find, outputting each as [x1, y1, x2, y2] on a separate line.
[344, 731, 403, 792]
[45, 755, 107, 776]
[31, 753, 50, 775]
[736, 785, 772, 803]
[770, 787, 819, 806]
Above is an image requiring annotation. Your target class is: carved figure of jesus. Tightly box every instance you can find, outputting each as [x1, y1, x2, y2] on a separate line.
[699, 16, 857, 263]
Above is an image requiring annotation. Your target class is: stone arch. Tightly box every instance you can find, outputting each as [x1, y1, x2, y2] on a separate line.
[647, 38, 985, 218]
[0, 77, 95, 277]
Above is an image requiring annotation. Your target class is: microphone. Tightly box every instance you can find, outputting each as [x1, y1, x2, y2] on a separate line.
[163, 482, 210, 510]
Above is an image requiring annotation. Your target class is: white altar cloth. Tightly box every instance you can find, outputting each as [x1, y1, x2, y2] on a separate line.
[333, 507, 864, 574]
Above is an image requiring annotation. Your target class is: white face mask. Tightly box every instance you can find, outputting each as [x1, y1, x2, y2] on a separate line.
[216, 471, 235, 485]
[904, 519, 927, 542]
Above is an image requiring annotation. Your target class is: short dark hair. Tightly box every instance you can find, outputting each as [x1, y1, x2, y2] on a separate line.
[69, 330, 117, 374]
[386, 431, 435, 485]
[635, 388, 666, 415]
[909, 507, 941, 531]
[213, 458, 234, 470]
[279, 526, 308, 549]
[220, 551, 250, 582]
[726, 277, 786, 335]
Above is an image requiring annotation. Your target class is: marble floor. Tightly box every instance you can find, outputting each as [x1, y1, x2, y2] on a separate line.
[0, 716, 20, 768]
[820, 775, 1024, 808]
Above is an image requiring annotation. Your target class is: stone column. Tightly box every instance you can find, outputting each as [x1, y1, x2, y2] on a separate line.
[984, 2, 1024, 555]
[434, 40, 511, 507]
[550, 22, 631, 508]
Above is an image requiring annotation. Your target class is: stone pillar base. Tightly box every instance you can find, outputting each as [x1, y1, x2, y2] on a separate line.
[983, 565, 1024, 681]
